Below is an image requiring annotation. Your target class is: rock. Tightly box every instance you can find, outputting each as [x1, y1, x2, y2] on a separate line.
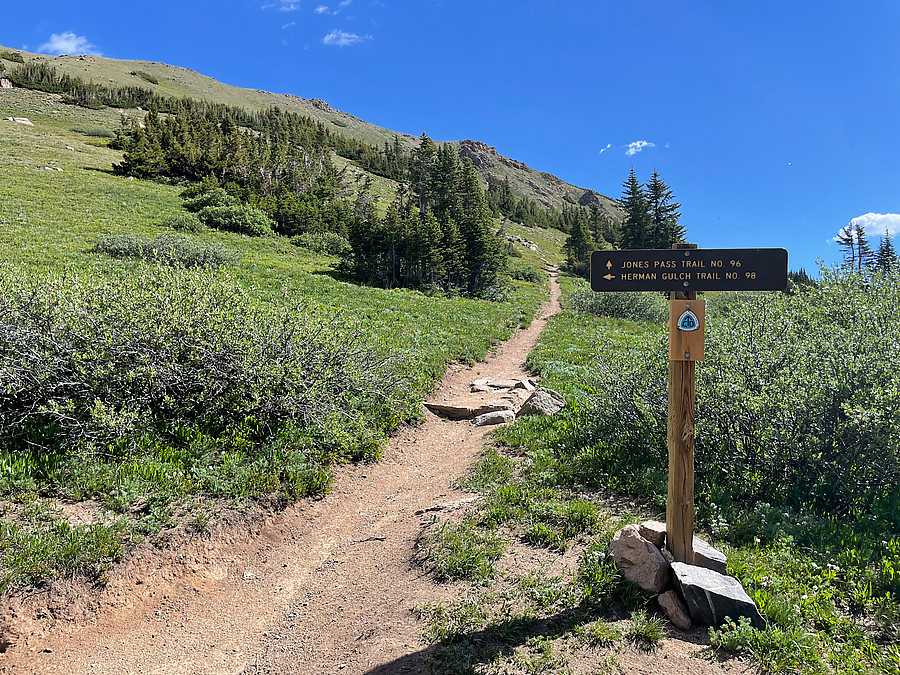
[487, 379, 521, 390]
[639, 520, 667, 548]
[517, 388, 565, 417]
[470, 384, 491, 393]
[471, 379, 491, 387]
[424, 400, 514, 420]
[66, 146, 75, 151]
[658, 590, 692, 631]
[609, 525, 670, 593]
[661, 547, 675, 563]
[693, 537, 728, 575]
[513, 379, 536, 392]
[0, 79, 12, 89]
[671, 562, 766, 630]
[472, 410, 515, 426]
[5, 117, 33, 126]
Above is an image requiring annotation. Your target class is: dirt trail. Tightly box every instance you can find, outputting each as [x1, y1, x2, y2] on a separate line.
[2, 271, 750, 675]
[1, 272, 561, 675]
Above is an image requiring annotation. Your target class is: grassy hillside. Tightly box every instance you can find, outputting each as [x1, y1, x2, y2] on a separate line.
[0, 83, 555, 592]
[0, 44, 619, 216]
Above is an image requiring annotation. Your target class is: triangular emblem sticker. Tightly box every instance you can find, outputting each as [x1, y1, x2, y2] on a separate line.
[677, 310, 699, 332]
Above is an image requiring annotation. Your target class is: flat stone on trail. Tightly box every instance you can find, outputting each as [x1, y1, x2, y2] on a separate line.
[517, 387, 565, 417]
[671, 562, 766, 629]
[487, 379, 521, 390]
[472, 410, 515, 426]
[658, 590, 692, 631]
[609, 525, 670, 593]
[470, 384, 492, 393]
[471, 379, 491, 387]
[638, 520, 667, 548]
[424, 400, 515, 420]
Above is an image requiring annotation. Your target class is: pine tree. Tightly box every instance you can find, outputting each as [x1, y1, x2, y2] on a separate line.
[876, 229, 898, 271]
[618, 168, 652, 249]
[837, 222, 874, 272]
[855, 223, 873, 271]
[563, 211, 593, 277]
[645, 169, 685, 248]
[836, 224, 858, 271]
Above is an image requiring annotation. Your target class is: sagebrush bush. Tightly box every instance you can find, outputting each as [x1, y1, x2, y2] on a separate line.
[0, 267, 399, 457]
[198, 204, 274, 237]
[182, 188, 238, 213]
[93, 233, 237, 268]
[70, 126, 116, 138]
[507, 259, 545, 284]
[159, 212, 204, 233]
[290, 231, 351, 256]
[564, 279, 668, 323]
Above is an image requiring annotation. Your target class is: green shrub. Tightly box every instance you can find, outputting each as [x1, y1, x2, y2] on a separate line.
[132, 70, 159, 85]
[71, 126, 116, 138]
[182, 188, 238, 213]
[0, 51, 24, 64]
[0, 267, 398, 456]
[290, 231, 351, 256]
[93, 233, 237, 268]
[565, 280, 668, 323]
[158, 212, 204, 233]
[198, 204, 274, 237]
[508, 259, 545, 284]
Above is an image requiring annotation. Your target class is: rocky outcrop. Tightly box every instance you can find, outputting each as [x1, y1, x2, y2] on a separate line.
[0, 79, 12, 89]
[424, 400, 514, 420]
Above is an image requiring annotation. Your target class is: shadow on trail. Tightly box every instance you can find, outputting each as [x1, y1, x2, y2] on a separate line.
[363, 604, 613, 675]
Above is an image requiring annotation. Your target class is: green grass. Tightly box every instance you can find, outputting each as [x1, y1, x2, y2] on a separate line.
[0, 90, 548, 593]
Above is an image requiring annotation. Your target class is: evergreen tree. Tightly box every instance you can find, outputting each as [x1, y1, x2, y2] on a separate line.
[876, 229, 898, 271]
[618, 168, 652, 249]
[563, 211, 593, 277]
[645, 169, 685, 248]
[836, 222, 874, 272]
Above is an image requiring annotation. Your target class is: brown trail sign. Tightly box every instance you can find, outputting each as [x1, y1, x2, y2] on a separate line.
[590, 244, 788, 564]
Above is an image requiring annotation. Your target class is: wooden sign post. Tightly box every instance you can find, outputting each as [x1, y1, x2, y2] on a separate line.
[590, 244, 787, 563]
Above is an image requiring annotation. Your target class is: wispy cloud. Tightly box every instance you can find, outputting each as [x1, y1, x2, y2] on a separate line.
[625, 140, 655, 156]
[599, 143, 611, 155]
[835, 213, 900, 241]
[315, 5, 330, 12]
[282, 21, 297, 28]
[263, 0, 301, 10]
[38, 32, 101, 56]
[322, 29, 371, 46]
[316, 1, 351, 14]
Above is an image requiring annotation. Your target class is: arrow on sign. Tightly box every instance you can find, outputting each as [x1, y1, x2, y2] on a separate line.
[606, 260, 612, 269]
[603, 274, 615, 280]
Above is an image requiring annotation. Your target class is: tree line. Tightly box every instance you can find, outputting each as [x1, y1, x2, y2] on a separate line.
[563, 167, 685, 276]
[344, 135, 506, 296]
[836, 221, 898, 273]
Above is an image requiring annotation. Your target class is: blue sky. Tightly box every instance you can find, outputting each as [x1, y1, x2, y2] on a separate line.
[3, 1, 899, 272]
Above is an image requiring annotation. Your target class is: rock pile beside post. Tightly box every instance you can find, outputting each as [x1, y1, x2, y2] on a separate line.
[609, 520, 765, 632]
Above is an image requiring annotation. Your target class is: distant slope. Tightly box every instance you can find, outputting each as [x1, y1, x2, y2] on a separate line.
[0, 45, 620, 221]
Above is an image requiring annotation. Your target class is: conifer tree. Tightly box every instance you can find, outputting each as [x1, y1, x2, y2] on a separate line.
[645, 169, 685, 248]
[618, 168, 652, 249]
[563, 210, 593, 277]
[876, 229, 898, 271]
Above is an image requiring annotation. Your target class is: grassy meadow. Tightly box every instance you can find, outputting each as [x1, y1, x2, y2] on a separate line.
[0, 87, 548, 592]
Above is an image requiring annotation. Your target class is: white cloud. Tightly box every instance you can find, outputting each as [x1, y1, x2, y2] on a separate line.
[322, 29, 371, 46]
[315, 5, 330, 12]
[38, 32, 101, 56]
[339, 0, 352, 6]
[625, 140, 655, 156]
[599, 143, 611, 155]
[282, 21, 297, 28]
[835, 213, 900, 241]
[264, 0, 301, 10]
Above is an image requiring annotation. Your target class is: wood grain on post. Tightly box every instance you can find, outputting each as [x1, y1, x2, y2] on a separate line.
[667, 243, 697, 564]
